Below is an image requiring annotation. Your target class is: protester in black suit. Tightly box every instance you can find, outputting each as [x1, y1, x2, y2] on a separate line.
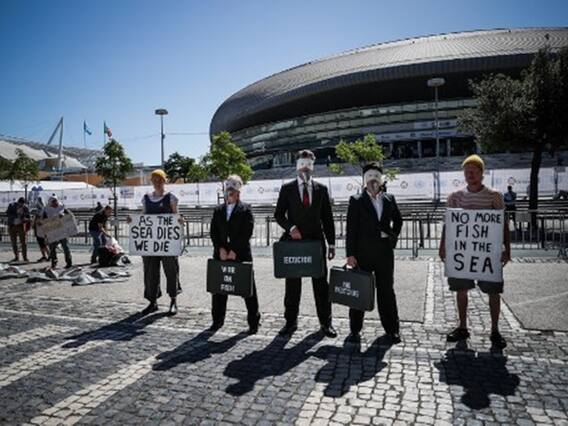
[274, 150, 337, 338]
[346, 163, 403, 344]
[210, 175, 261, 335]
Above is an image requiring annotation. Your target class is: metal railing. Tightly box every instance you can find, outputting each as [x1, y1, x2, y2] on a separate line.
[1, 210, 566, 259]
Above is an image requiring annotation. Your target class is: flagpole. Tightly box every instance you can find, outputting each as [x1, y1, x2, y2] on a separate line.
[84, 122, 90, 187]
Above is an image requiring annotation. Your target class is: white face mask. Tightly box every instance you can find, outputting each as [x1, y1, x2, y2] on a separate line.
[363, 169, 383, 187]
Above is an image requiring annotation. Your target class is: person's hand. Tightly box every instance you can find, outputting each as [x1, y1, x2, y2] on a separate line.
[501, 251, 511, 266]
[219, 247, 228, 261]
[328, 247, 335, 260]
[346, 256, 358, 268]
[126, 215, 132, 224]
[178, 215, 185, 225]
[290, 227, 302, 240]
[439, 244, 446, 262]
[228, 250, 237, 261]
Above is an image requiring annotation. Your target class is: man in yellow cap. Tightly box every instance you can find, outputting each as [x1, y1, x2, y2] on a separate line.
[439, 154, 511, 348]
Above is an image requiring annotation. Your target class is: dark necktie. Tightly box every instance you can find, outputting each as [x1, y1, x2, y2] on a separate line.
[302, 183, 310, 207]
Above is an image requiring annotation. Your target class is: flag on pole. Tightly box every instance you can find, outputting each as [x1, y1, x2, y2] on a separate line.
[104, 122, 112, 138]
[83, 121, 92, 135]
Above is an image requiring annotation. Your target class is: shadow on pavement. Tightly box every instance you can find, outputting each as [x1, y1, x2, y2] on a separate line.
[312, 335, 392, 397]
[434, 345, 520, 409]
[223, 331, 324, 396]
[153, 330, 248, 371]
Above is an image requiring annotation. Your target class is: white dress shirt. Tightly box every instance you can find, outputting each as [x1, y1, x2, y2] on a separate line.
[226, 203, 236, 221]
[367, 190, 390, 238]
[297, 177, 313, 205]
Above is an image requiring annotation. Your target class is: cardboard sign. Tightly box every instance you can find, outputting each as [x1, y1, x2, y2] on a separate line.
[444, 208, 504, 282]
[36, 213, 78, 244]
[206, 259, 253, 297]
[129, 214, 183, 256]
[273, 240, 325, 278]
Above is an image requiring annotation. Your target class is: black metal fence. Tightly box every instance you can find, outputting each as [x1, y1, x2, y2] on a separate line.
[2, 210, 567, 259]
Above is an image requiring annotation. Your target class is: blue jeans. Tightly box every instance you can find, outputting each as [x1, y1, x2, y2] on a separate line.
[90, 230, 106, 259]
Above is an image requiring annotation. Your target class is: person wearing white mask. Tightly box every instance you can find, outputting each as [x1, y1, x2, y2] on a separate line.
[346, 163, 403, 344]
[209, 175, 261, 334]
[274, 150, 337, 338]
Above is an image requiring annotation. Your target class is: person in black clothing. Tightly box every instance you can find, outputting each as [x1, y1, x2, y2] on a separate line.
[346, 163, 403, 344]
[209, 175, 261, 334]
[89, 206, 112, 264]
[274, 149, 337, 338]
[6, 197, 30, 263]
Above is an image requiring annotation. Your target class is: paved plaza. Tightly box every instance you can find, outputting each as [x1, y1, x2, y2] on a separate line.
[0, 248, 567, 425]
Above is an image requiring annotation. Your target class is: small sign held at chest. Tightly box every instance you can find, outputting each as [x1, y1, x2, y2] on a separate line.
[206, 259, 253, 297]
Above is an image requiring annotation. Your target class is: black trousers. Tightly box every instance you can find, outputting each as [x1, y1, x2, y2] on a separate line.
[143, 256, 181, 303]
[212, 279, 260, 327]
[284, 254, 331, 326]
[349, 240, 399, 335]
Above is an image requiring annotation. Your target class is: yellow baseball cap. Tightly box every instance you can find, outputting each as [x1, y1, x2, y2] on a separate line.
[150, 169, 167, 181]
[461, 154, 485, 171]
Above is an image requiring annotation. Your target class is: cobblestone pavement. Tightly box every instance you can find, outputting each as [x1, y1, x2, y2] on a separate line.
[0, 254, 567, 425]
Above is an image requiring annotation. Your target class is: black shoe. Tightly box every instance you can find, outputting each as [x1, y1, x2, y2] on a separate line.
[141, 302, 158, 316]
[278, 322, 297, 336]
[248, 322, 260, 335]
[447, 327, 470, 342]
[9, 257, 19, 263]
[490, 331, 507, 349]
[388, 333, 402, 344]
[90, 257, 97, 264]
[65, 263, 73, 269]
[168, 299, 178, 316]
[209, 321, 224, 332]
[23, 257, 29, 263]
[321, 325, 337, 338]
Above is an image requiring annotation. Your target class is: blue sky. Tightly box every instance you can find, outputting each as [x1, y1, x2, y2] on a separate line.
[1, 0, 567, 165]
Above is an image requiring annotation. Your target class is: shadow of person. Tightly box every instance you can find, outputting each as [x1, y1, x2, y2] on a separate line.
[153, 330, 248, 372]
[224, 331, 324, 396]
[62, 310, 169, 348]
[311, 334, 391, 397]
[434, 347, 520, 410]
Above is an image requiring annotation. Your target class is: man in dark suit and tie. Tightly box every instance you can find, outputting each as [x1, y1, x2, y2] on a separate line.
[346, 163, 403, 343]
[274, 150, 337, 338]
[210, 175, 261, 334]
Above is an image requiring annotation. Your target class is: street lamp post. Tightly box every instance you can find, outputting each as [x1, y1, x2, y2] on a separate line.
[427, 77, 445, 200]
[155, 109, 168, 167]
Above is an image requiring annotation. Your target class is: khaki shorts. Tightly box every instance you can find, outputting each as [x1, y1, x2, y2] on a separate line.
[448, 277, 503, 294]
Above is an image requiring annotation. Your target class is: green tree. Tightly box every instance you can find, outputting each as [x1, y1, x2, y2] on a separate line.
[329, 133, 398, 180]
[164, 152, 197, 183]
[94, 139, 133, 237]
[7, 149, 40, 198]
[459, 46, 568, 213]
[204, 131, 253, 184]
[186, 161, 209, 183]
[0, 157, 13, 180]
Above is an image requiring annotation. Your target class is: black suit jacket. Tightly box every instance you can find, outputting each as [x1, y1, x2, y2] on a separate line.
[346, 191, 403, 259]
[210, 201, 254, 262]
[274, 179, 335, 246]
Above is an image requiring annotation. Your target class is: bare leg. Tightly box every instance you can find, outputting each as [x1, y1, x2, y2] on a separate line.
[489, 293, 501, 332]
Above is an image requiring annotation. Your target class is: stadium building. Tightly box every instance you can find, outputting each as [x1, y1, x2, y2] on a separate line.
[210, 28, 568, 175]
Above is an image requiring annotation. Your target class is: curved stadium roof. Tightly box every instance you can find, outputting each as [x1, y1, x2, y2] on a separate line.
[211, 28, 568, 136]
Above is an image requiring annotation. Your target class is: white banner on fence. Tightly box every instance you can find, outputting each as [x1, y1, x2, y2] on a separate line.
[444, 208, 504, 283]
[388, 172, 434, 200]
[36, 213, 79, 244]
[128, 214, 183, 256]
[491, 167, 556, 196]
[240, 179, 282, 204]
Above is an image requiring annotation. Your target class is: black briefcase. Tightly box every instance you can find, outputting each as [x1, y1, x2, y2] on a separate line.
[329, 266, 375, 311]
[206, 259, 253, 297]
[273, 240, 325, 279]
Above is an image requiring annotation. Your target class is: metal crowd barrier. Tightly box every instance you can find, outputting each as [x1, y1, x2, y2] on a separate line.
[1, 209, 566, 259]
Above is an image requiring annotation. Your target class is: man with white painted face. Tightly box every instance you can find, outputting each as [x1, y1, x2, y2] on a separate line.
[346, 163, 403, 344]
[274, 150, 337, 338]
[209, 175, 261, 335]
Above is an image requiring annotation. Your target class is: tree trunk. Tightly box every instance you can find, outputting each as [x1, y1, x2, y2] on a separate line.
[529, 143, 543, 228]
